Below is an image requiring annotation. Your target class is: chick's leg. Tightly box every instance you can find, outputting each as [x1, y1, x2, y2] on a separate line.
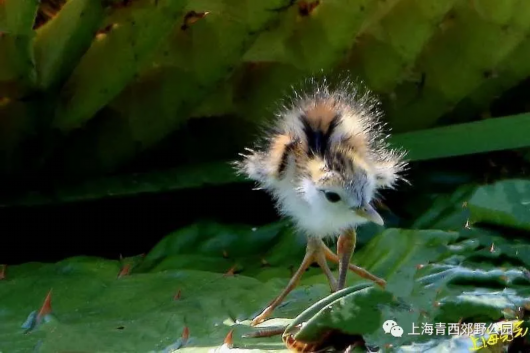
[337, 230, 357, 289]
[250, 236, 337, 326]
[324, 229, 386, 289]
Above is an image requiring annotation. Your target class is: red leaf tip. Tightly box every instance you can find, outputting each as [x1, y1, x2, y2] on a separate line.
[223, 265, 237, 277]
[298, 0, 320, 16]
[224, 329, 234, 347]
[182, 326, 190, 341]
[174, 289, 182, 300]
[0, 264, 6, 280]
[181, 11, 210, 30]
[118, 263, 131, 278]
[37, 289, 53, 321]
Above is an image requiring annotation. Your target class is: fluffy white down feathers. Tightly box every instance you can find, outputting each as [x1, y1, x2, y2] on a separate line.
[234, 77, 407, 238]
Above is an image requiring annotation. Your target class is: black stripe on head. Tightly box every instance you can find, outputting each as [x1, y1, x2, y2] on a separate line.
[325, 149, 351, 174]
[300, 114, 340, 157]
[277, 139, 299, 178]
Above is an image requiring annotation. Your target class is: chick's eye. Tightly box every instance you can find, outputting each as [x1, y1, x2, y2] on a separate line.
[324, 191, 341, 203]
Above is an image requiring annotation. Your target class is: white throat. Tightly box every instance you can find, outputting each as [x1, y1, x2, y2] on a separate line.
[267, 164, 368, 239]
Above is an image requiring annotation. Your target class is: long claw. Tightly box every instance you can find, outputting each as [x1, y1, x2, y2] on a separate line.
[250, 231, 385, 327]
[314, 248, 338, 292]
[251, 248, 315, 326]
[250, 237, 338, 326]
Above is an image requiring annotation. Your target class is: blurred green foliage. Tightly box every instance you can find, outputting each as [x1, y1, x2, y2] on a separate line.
[1, 0, 530, 193]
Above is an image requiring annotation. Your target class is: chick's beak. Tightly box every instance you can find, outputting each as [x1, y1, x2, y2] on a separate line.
[353, 203, 384, 226]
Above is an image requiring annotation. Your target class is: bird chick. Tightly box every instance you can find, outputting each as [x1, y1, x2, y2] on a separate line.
[234, 77, 407, 326]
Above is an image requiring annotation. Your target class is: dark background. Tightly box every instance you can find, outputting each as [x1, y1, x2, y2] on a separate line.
[2, 147, 527, 265]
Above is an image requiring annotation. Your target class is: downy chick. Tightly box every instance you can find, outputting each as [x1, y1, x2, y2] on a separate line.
[234, 76, 407, 326]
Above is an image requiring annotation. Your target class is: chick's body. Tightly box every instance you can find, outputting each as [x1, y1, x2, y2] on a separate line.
[234, 77, 407, 327]
[238, 79, 406, 239]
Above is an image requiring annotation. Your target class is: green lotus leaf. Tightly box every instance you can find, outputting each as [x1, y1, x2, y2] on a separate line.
[284, 225, 530, 352]
[33, 0, 106, 90]
[1, 211, 529, 352]
[467, 179, 530, 231]
[0, 0, 38, 97]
